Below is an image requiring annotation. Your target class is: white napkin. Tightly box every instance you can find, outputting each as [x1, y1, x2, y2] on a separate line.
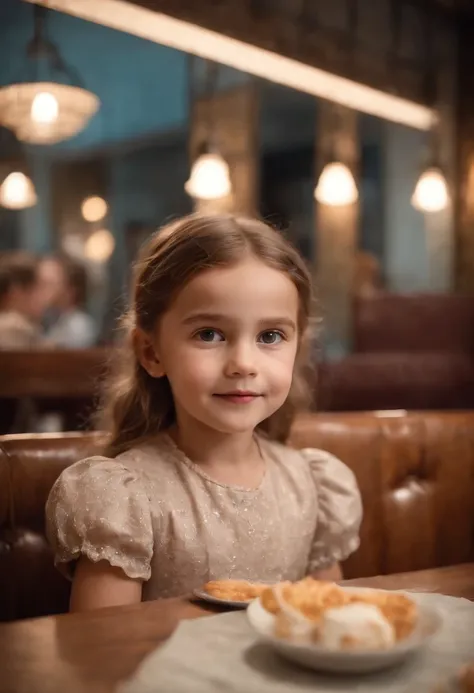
[119, 593, 474, 693]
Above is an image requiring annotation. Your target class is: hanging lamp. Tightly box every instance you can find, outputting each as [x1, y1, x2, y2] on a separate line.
[411, 12, 448, 213]
[314, 105, 358, 207]
[315, 161, 358, 206]
[0, 5, 100, 145]
[185, 59, 231, 201]
[0, 127, 37, 210]
[314, 2, 358, 208]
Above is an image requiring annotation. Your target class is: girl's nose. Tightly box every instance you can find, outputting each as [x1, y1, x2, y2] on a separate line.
[224, 342, 258, 377]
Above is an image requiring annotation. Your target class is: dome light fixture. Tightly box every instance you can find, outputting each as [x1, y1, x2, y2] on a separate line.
[314, 161, 358, 206]
[0, 6, 99, 145]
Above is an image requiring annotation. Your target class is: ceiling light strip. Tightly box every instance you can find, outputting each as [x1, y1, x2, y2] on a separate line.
[27, 0, 435, 130]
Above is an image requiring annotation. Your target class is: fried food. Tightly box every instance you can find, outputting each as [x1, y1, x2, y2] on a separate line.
[203, 579, 269, 602]
[261, 578, 348, 620]
[260, 578, 418, 645]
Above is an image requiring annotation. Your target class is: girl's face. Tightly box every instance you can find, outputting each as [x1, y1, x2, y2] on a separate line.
[142, 256, 300, 437]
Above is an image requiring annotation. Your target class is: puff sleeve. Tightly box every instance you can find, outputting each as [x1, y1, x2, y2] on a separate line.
[303, 449, 363, 572]
[45, 456, 154, 581]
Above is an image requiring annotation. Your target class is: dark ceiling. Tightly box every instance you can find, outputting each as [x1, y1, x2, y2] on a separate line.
[433, 0, 474, 14]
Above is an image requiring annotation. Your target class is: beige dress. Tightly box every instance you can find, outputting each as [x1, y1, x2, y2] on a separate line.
[46, 434, 362, 599]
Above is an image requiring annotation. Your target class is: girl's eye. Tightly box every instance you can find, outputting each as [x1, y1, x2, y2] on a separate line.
[195, 329, 223, 343]
[258, 330, 283, 345]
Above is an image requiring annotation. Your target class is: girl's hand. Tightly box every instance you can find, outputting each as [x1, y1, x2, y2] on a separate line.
[70, 557, 143, 612]
[311, 563, 343, 582]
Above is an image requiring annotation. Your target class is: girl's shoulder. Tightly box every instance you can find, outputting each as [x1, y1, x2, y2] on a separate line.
[264, 438, 348, 473]
[49, 433, 180, 495]
[264, 438, 360, 498]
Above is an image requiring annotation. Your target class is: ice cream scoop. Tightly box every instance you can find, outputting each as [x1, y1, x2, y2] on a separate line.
[318, 603, 396, 651]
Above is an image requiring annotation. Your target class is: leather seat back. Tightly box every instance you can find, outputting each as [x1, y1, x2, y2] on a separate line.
[2, 411, 474, 621]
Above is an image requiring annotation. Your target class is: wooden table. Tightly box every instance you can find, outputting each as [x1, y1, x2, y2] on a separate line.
[1, 564, 473, 693]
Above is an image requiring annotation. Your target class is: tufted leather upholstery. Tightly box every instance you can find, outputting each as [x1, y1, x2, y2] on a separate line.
[1, 411, 474, 621]
[290, 412, 474, 578]
[353, 294, 474, 353]
[316, 354, 474, 411]
[313, 294, 474, 412]
[0, 433, 104, 621]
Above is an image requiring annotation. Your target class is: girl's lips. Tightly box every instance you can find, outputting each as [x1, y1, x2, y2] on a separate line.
[214, 392, 262, 404]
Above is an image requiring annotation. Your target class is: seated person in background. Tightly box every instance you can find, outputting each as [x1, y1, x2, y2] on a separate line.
[353, 251, 383, 297]
[40, 255, 97, 349]
[0, 252, 46, 349]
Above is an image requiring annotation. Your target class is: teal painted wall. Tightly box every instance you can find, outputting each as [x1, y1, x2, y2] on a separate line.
[0, 1, 188, 151]
[0, 0, 190, 252]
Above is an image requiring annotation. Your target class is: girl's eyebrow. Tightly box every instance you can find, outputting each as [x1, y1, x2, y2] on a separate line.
[181, 313, 296, 330]
[181, 312, 226, 325]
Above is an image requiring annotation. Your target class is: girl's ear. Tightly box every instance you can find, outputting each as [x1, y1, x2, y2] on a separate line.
[133, 328, 165, 378]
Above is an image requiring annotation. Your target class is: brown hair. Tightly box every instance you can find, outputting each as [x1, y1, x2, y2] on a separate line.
[0, 252, 38, 305]
[99, 214, 314, 457]
[60, 255, 89, 308]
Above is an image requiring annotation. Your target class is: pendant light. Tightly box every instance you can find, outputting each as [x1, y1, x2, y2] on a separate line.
[314, 106, 358, 206]
[0, 171, 37, 210]
[185, 147, 231, 200]
[185, 59, 231, 201]
[0, 128, 37, 210]
[411, 12, 449, 213]
[315, 3, 358, 207]
[0, 6, 100, 145]
[411, 166, 448, 213]
[315, 161, 358, 206]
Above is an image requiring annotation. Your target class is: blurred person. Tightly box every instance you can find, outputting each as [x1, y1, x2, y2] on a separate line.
[0, 252, 47, 349]
[40, 255, 97, 349]
[354, 251, 383, 297]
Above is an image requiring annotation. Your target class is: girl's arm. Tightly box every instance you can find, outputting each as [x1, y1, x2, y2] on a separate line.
[70, 557, 143, 612]
[312, 563, 343, 582]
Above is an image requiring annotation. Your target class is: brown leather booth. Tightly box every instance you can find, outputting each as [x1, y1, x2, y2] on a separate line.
[315, 294, 474, 412]
[316, 353, 474, 411]
[1, 411, 474, 622]
[353, 293, 474, 353]
[0, 348, 110, 434]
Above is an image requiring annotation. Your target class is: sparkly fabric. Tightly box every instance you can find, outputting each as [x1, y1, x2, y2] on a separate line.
[45, 434, 362, 600]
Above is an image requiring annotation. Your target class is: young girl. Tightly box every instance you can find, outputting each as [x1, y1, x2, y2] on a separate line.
[46, 213, 362, 612]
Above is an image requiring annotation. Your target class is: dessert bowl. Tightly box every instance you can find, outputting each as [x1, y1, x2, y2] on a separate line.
[247, 585, 442, 674]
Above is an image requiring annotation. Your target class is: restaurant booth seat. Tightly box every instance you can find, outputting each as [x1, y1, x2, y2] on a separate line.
[1, 411, 474, 622]
[314, 293, 474, 413]
[0, 348, 110, 434]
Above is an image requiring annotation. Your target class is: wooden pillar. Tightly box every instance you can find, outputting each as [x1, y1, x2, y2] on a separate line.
[315, 102, 359, 359]
[189, 84, 259, 216]
[455, 17, 474, 293]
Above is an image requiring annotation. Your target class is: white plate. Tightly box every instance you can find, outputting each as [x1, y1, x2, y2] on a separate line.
[247, 588, 442, 674]
[193, 588, 251, 608]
